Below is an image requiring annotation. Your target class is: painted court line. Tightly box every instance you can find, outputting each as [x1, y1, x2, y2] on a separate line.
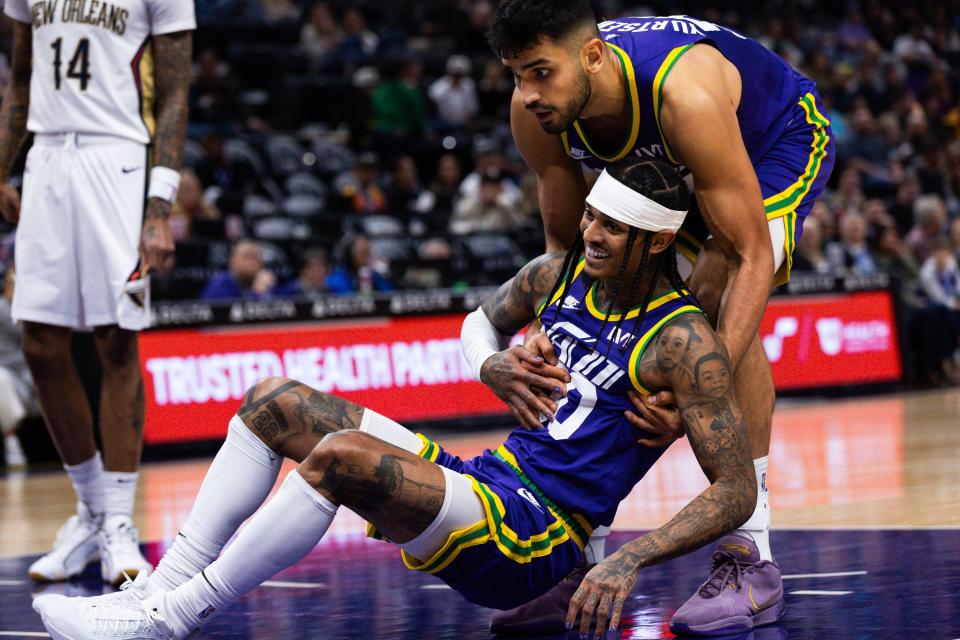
[262, 580, 326, 589]
[789, 590, 853, 596]
[0, 632, 50, 637]
[782, 570, 868, 580]
[421, 584, 452, 590]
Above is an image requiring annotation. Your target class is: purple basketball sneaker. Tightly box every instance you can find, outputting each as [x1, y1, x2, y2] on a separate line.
[669, 533, 784, 636]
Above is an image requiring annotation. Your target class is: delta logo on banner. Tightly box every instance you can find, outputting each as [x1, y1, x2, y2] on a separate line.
[759, 290, 902, 389]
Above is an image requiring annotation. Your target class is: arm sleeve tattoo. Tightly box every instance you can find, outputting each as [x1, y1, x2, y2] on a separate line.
[480, 252, 565, 335]
[150, 30, 192, 171]
[603, 313, 757, 577]
[0, 22, 32, 182]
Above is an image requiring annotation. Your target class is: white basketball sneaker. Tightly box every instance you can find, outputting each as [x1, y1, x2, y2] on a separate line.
[33, 588, 177, 640]
[99, 515, 153, 587]
[28, 502, 101, 582]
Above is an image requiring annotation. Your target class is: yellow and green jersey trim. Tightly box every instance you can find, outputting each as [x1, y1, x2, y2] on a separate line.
[536, 258, 587, 318]
[653, 43, 695, 165]
[560, 42, 640, 163]
[675, 230, 703, 265]
[773, 210, 798, 287]
[369, 435, 589, 574]
[762, 93, 831, 221]
[584, 287, 693, 322]
[628, 306, 705, 395]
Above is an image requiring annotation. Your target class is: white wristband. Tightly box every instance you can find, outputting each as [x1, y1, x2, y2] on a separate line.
[147, 166, 181, 203]
[461, 307, 510, 381]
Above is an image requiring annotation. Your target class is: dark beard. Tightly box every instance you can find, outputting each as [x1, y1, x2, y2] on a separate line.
[540, 67, 591, 134]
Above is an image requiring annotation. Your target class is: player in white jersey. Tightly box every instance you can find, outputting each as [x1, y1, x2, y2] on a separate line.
[0, 0, 195, 586]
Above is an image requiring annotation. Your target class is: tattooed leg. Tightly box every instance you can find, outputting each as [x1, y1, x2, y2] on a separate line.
[94, 325, 144, 472]
[237, 376, 364, 463]
[298, 431, 447, 543]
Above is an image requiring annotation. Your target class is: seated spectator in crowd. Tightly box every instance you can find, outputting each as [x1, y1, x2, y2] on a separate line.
[336, 152, 387, 215]
[874, 224, 919, 279]
[169, 170, 222, 242]
[459, 143, 522, 210]
[844, 106, 895, 194]
[326, 233, 393, 294]
[428, 55, 479, 131]
[829, 166, 866, 218]
[190, 49, 239, 126]
[889, 174, 922, 234]
[274, 248, 331, 298]
[384, 155, 432, 222]
[428, 153, 463, 213]
[450, 168, 526, 234]
[332, 7, 378, 69]
[371, 59, 429, 151]
[0, 267, 33, 468]
[906, 194, 948, 262]
[828, 213, 877, 275]
[478, 58, 512, 123]
[793, 217, 831, 274]
[201, 240, 276, 301]
[918, 236, 960, 384]
[300, 2, 343, 70]
[258, 0, 300, 26]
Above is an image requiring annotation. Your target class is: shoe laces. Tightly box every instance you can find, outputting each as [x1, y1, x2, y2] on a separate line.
[118, 571, 151, 598]
[102, 521, 141, 551]
[698, 551, 760, 598]
[87, 598, 174, 639]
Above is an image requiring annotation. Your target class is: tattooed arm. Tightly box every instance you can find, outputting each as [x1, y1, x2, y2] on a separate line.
[566, 313, 756, 634]
[471, 252, 572, 428]
[0, 21, 32, 223]
[140, 30, 192, 274]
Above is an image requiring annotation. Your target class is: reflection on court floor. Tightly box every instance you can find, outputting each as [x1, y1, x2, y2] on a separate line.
[1, 529, 958, 638]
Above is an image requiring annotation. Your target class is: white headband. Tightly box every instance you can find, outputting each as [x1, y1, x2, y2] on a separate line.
[585, 169, 687, 233]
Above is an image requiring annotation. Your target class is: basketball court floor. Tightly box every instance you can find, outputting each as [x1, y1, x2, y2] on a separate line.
[2, 388, 959, 638]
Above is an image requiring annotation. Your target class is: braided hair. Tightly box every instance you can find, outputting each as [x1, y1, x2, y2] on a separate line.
[542, 158, 692, 353]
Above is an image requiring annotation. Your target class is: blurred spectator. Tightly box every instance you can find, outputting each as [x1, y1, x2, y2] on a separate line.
[193, 133, 254, 199]
[0, 268, 33, 467]
[808, 199, 838, 243]
[300, 2, 343, 69]
[459, 143, 523, 210]
[327, 234, 393, 294]
[169, 169, 222, 242]
[793, 217, 831, 274]
[827, 213, 877, 275]
[478, 58, 513, 122]
[201, 240, 276, 300]
[384, 155, 431, 221]
[429, 55, 480, 131]
[274, 248, 331, 298]
[874, 224, 919, 279]
[450, 168, 526, 234]
[190, 49, 239, 125]
[889, 174, 922, 234]
[844, 107, 894, 194]
[829, 166, 866, 217]
[906, 194, 948, 262]
[258, 0, 299, 26]
[893, 22, 937, 67]
[917, 236, 960, 383]
[332, 7, 378, 69]
[336, 152, 387, 215]
[371, 59, 429, 151]
[428, 152, 463, 213]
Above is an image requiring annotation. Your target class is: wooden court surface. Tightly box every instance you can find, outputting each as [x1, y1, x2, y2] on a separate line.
[3, 388, 958, 558]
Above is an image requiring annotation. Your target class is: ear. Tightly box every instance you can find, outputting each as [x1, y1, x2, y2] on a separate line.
[581, 37, 605, 74]
[648, 231, 676, 255]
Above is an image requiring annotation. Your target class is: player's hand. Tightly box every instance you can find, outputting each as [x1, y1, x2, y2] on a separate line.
[523, 329, 558, 363]
[566, 554, 638, 636]
[0, 184, 21, 224]
[480, 346, 570, 430]
[625, 390, 683, 447]
[141, 198, 175, 274]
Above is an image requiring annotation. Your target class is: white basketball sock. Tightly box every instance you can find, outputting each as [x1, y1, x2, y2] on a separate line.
[102, 471, 138, 519]
[736, 456, 772, 561]
[149, 416, 283, 594]
[64, 451, 105, 520]
[160, 469, 337, 637]
[583, 525, 610, 564]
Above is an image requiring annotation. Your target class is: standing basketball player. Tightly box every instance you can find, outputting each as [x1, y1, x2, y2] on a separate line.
[0, 0, 194, 585]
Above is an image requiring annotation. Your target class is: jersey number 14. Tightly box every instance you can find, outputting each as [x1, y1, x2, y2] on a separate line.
[51, 38, 92, 91]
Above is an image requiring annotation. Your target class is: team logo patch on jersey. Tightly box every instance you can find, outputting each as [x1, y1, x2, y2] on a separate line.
[517, 488, 544, 513]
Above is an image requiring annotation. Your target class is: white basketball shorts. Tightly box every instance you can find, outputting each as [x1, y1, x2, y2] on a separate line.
[12, 132, 150, 331]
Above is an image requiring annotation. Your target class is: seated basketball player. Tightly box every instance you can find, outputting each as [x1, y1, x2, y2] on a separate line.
[33, 159, 776, 640]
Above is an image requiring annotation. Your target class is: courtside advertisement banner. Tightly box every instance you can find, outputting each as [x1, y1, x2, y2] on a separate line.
[759, 290, 902, 389]
[140, 291, 902, 444]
